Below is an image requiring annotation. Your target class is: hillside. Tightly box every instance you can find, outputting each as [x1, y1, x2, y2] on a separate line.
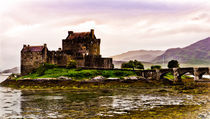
[0, 67, 19, 74]
[153, 37, 210, 64]
[112, 50, 164, 62]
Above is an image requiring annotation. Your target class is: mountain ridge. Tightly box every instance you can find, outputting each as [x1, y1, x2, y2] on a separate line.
[153, 37, 210, 64]
[111, 50, 164, 62]
[112, 37, 210, 65]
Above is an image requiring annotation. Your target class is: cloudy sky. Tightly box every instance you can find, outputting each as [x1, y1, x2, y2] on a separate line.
[0, 0, 210, 70]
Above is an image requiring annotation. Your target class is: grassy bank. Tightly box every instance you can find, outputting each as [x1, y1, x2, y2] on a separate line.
[3, 64, 209, 92]
[18, 68, 137, 80]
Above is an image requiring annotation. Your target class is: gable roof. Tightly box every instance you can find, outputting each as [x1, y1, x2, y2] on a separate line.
[67, 32, 91, 40]
[22, 46, 45, 52]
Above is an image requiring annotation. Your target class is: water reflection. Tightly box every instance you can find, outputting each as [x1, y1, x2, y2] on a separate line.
[0, 76, 22, 118]
[98, 94, 196, 116]
[0, 75, 208, 118]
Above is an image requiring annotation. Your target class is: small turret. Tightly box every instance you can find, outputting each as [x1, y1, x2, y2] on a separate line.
[68, 31, 73, 35]
[90, 29, 94, 39]
[44, 43, 47, 48]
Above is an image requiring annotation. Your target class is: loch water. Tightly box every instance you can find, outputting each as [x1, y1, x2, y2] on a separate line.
[0, 75, 209, 118]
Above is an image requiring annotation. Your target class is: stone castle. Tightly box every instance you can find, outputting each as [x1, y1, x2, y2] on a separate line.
[21, 29, 113, 75]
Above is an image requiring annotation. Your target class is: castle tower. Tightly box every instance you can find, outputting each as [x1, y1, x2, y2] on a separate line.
[21, 44, 48, 75]
[62, 29, 100, 57]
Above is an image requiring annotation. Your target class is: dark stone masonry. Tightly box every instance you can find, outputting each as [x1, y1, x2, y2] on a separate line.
[21, 29, 113, 75]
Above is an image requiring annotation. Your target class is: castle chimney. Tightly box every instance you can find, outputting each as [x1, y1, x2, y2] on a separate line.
[68, 31, 73, 35]
[44, 44, 47, 48]
[91, 29, 94, 39]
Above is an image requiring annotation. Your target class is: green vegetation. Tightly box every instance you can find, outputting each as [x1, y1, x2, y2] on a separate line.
[20, 65, 137, 80]
[36, 63, 57, 76]
[151, 65, 161, 70]
[66, 60, 77, 69]
[168, 60, 179, 68]
[163, 72, 191, 80]
[121, 60, 144, 70]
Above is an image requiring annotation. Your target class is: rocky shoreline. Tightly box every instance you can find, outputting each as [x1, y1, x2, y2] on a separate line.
[0, 75, 158, 89]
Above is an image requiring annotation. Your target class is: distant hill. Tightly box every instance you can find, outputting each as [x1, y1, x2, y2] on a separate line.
[0, 67, 19, 74]
[153, 37, 210, 64]
[111, 50, 164, 62]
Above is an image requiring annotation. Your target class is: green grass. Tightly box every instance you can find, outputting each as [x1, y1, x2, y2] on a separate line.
[163, 72, 192, 80]
[19, 67, 137, 80]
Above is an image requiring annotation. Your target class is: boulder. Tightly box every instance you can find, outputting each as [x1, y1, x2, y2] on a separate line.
[57, 76, 72, 80]
[91, 76, 106, 82]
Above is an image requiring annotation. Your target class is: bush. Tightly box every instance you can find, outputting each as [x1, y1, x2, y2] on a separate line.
[36, 63, 56, 76]
[102, 71, 112, 78]
[66, 60, 77, 69]
[151, 65, 161, 70]
[121, 60, 144, 70]
[168, 60, 179, 68]
[114, 71, 125, 77]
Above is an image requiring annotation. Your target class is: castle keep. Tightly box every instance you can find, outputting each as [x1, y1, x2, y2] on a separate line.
[21, 29, 113, 75]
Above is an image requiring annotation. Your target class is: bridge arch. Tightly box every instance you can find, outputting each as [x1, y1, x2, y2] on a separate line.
[177, 68, 194, 80]
[159, 69, 173, 80]
[194, 67, 209, 80]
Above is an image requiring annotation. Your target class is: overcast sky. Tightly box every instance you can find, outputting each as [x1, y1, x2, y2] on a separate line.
[0, 0, 210, 70]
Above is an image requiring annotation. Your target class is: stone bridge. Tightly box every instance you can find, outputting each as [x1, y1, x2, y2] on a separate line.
[137, 67, 210, 82]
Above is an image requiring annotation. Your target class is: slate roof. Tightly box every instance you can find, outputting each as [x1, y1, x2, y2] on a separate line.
[22, 46, 45, 52]
[67, 32, 91, 40]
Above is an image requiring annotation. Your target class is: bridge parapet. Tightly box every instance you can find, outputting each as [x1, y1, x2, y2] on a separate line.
[138, 67, 210, 82]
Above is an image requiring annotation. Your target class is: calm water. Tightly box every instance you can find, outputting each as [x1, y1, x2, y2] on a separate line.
[0, 75, 209, 118]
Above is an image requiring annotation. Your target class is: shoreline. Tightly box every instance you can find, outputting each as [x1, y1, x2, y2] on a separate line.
[1, 74, 209, 91]
[0, 75, 167, 89]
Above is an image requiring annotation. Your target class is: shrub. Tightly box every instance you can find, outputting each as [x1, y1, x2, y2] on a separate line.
[102, 71, 112, 78]
[114, 71, 125, 77]
[168, 60, 179, 68]
[36, 63, 56, 76]
[121, 60, 144, 70]
[151, 65, 161, 70]
[66, 60, 77, 69]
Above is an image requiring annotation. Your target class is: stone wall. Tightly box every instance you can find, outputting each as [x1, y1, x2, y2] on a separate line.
[21, 48, 48, 75]
[84, 55, 113, 69]
[47, 51, 72, 67]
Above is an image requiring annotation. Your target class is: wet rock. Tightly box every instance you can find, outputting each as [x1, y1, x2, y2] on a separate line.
[123, 76, 138, 80]
[105, 78, 121, 82]
[35, 78, 57, 80]
[92, 76, 105, 80]
[121, 76, 146, 82]
[90, 76, 106, 82]
[22, 78, 32, 80]
[57, 76, 72, 80]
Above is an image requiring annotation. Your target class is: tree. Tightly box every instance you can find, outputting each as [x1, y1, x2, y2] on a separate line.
[121, 60, 144, 70]
[167, 60, 179, 68]
[151, 65, 161, 70]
